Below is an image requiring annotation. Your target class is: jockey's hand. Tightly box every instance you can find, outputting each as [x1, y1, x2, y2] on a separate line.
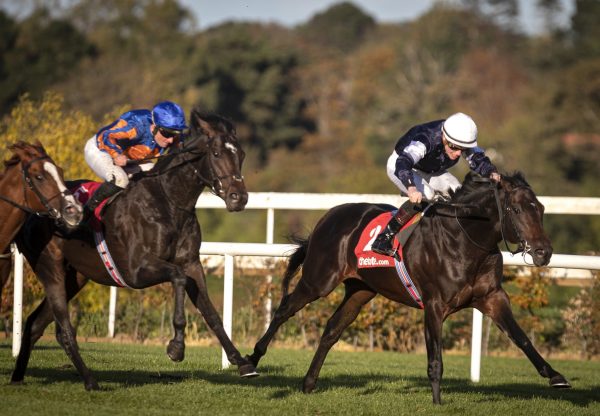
[407, 187, 423, 204]
[113, 154, 128, 167]
[490, 172, 501, 182]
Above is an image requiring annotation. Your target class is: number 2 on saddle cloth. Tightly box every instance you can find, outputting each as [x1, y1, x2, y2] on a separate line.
[354, 210, 424, 309]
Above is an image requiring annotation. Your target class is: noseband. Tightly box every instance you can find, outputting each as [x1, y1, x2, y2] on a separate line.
[0, 155, 69, 220]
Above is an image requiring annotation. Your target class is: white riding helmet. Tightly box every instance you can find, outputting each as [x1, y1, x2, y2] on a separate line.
[442, 112, 478, 148]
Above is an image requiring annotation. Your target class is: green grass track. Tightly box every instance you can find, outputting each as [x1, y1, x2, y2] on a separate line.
[1, 341, 598, 415]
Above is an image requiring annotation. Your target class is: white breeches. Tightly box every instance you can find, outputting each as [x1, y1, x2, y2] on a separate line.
[84, 137, 154, 188]
[386, 151, 461, 200]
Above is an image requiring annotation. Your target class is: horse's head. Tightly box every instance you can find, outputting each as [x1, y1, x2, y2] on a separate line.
[6, 141, 83, 229]
[498, 173, 552, 266]
[188, 110, 248, 212]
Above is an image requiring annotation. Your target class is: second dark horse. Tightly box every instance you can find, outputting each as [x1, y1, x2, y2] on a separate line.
[12, 109, 257, 390]
[247, 172, 570, 404]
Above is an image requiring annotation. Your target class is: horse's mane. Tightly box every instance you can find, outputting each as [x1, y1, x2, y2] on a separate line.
[449, 171, 530, 203]
[3, 141, 47, 170]
[190, 108, 235, 136]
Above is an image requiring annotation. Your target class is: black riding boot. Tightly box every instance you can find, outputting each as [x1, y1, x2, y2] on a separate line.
[85, 181, 123, 213]
[371, 201, 420, 257]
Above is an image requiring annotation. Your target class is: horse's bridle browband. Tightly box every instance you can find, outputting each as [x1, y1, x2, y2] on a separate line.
[0, 155, 68, 220]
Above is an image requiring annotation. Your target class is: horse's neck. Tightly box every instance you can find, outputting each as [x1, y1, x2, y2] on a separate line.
[444, 191, 503, 247]
[155, 161, 206, 211]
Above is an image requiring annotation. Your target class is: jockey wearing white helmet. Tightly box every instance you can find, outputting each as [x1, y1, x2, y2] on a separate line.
[371, 112, 501, 257]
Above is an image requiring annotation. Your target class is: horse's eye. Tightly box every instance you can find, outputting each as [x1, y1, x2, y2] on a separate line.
[35, 175, 44, 181]
[513, 207, 521, 214]
[213, 152, 220, 157]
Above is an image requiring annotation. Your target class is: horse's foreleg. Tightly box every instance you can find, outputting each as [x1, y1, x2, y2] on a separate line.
[303, 280, 376, 394]
[424, 302, 444, 405]
[248, 278, 320, 368]
[183, 262, 257, 377]
[166, 272, 187, 362]
[478, 289, 570, 388]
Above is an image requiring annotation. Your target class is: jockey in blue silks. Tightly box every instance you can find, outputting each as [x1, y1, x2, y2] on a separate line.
[83, 101, 187, 211]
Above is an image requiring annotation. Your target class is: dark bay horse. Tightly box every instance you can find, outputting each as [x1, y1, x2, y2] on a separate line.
[0, 141, 82, 302]
[11, 109, 257, 390]
[247, 172, 570, 404]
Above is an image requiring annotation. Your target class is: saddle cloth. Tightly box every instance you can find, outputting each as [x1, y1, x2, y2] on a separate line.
[70, 181, 129, 288]
[71, 181, 109, 225]
[353, 211, 424, 309]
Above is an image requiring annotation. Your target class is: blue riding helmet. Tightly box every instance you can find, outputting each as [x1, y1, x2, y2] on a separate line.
[152, 101, 188, 131]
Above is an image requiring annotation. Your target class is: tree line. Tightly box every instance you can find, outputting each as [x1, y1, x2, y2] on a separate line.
[1, 0, 598, 251]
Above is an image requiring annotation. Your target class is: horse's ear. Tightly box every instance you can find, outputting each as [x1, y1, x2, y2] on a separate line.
[192, 111, 217, 138]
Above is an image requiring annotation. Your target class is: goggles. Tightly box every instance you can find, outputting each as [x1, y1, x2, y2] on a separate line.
[157, 127, 183, 139]
[444, 138, 466, 151]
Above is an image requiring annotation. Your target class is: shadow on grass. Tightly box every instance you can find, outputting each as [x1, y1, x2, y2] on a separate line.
[10, 364, 599, 408]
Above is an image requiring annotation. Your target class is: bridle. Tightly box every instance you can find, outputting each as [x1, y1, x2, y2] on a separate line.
[453, 178, 533, 258]
[139, 134, 244, 198]
[0, 155, 70, 220]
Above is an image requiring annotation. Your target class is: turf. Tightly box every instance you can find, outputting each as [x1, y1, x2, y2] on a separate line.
[0, 341, 598, 415]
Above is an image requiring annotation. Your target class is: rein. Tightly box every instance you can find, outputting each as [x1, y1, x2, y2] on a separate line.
[0, 156, 66, 220]
[453, 178, 531, 256]
[135, 136, 243, 198]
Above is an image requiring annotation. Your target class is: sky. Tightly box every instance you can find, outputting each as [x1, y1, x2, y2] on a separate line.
[181, 0, 575, 34]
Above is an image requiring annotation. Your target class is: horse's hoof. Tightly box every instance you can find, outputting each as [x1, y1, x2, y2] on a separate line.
[239, 363, 259, 378]
[10, 380, 24, 386]
[302, 377, 316, 394]
[550, 374, 571, 389]
[85, 380, 100, 391]
[166, 340, 185, 362]
[244, 353, 259, 368]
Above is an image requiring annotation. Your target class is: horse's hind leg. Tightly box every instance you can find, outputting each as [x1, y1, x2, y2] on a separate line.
[11, 298, 54, 385]
[11, 272, 89, 386]
[303, 279, 376, 394]
[478, 289, 570, 388]
[0, 254, 11, 306]
[247, 276, 322, 368]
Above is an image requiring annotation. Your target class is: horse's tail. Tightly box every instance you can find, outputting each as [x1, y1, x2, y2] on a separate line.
[282, 235, 309, 297]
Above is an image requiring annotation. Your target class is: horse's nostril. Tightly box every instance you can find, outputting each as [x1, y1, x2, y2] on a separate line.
[230, 193, 239, 201]
[535, 248, 546, 258]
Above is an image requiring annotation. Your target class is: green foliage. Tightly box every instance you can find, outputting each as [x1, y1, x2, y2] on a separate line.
[297, 2, 376, 53]
[0, 8, 92, 115]
[192, 23, 311, 163]
[571, 0, 600, 58]
[0, 91, 97, 180]
[562, 273, 600, 359]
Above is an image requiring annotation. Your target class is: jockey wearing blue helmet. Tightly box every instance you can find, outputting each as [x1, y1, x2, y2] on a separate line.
[152, 101, 188, 132]
[83, 100, 187, 212]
